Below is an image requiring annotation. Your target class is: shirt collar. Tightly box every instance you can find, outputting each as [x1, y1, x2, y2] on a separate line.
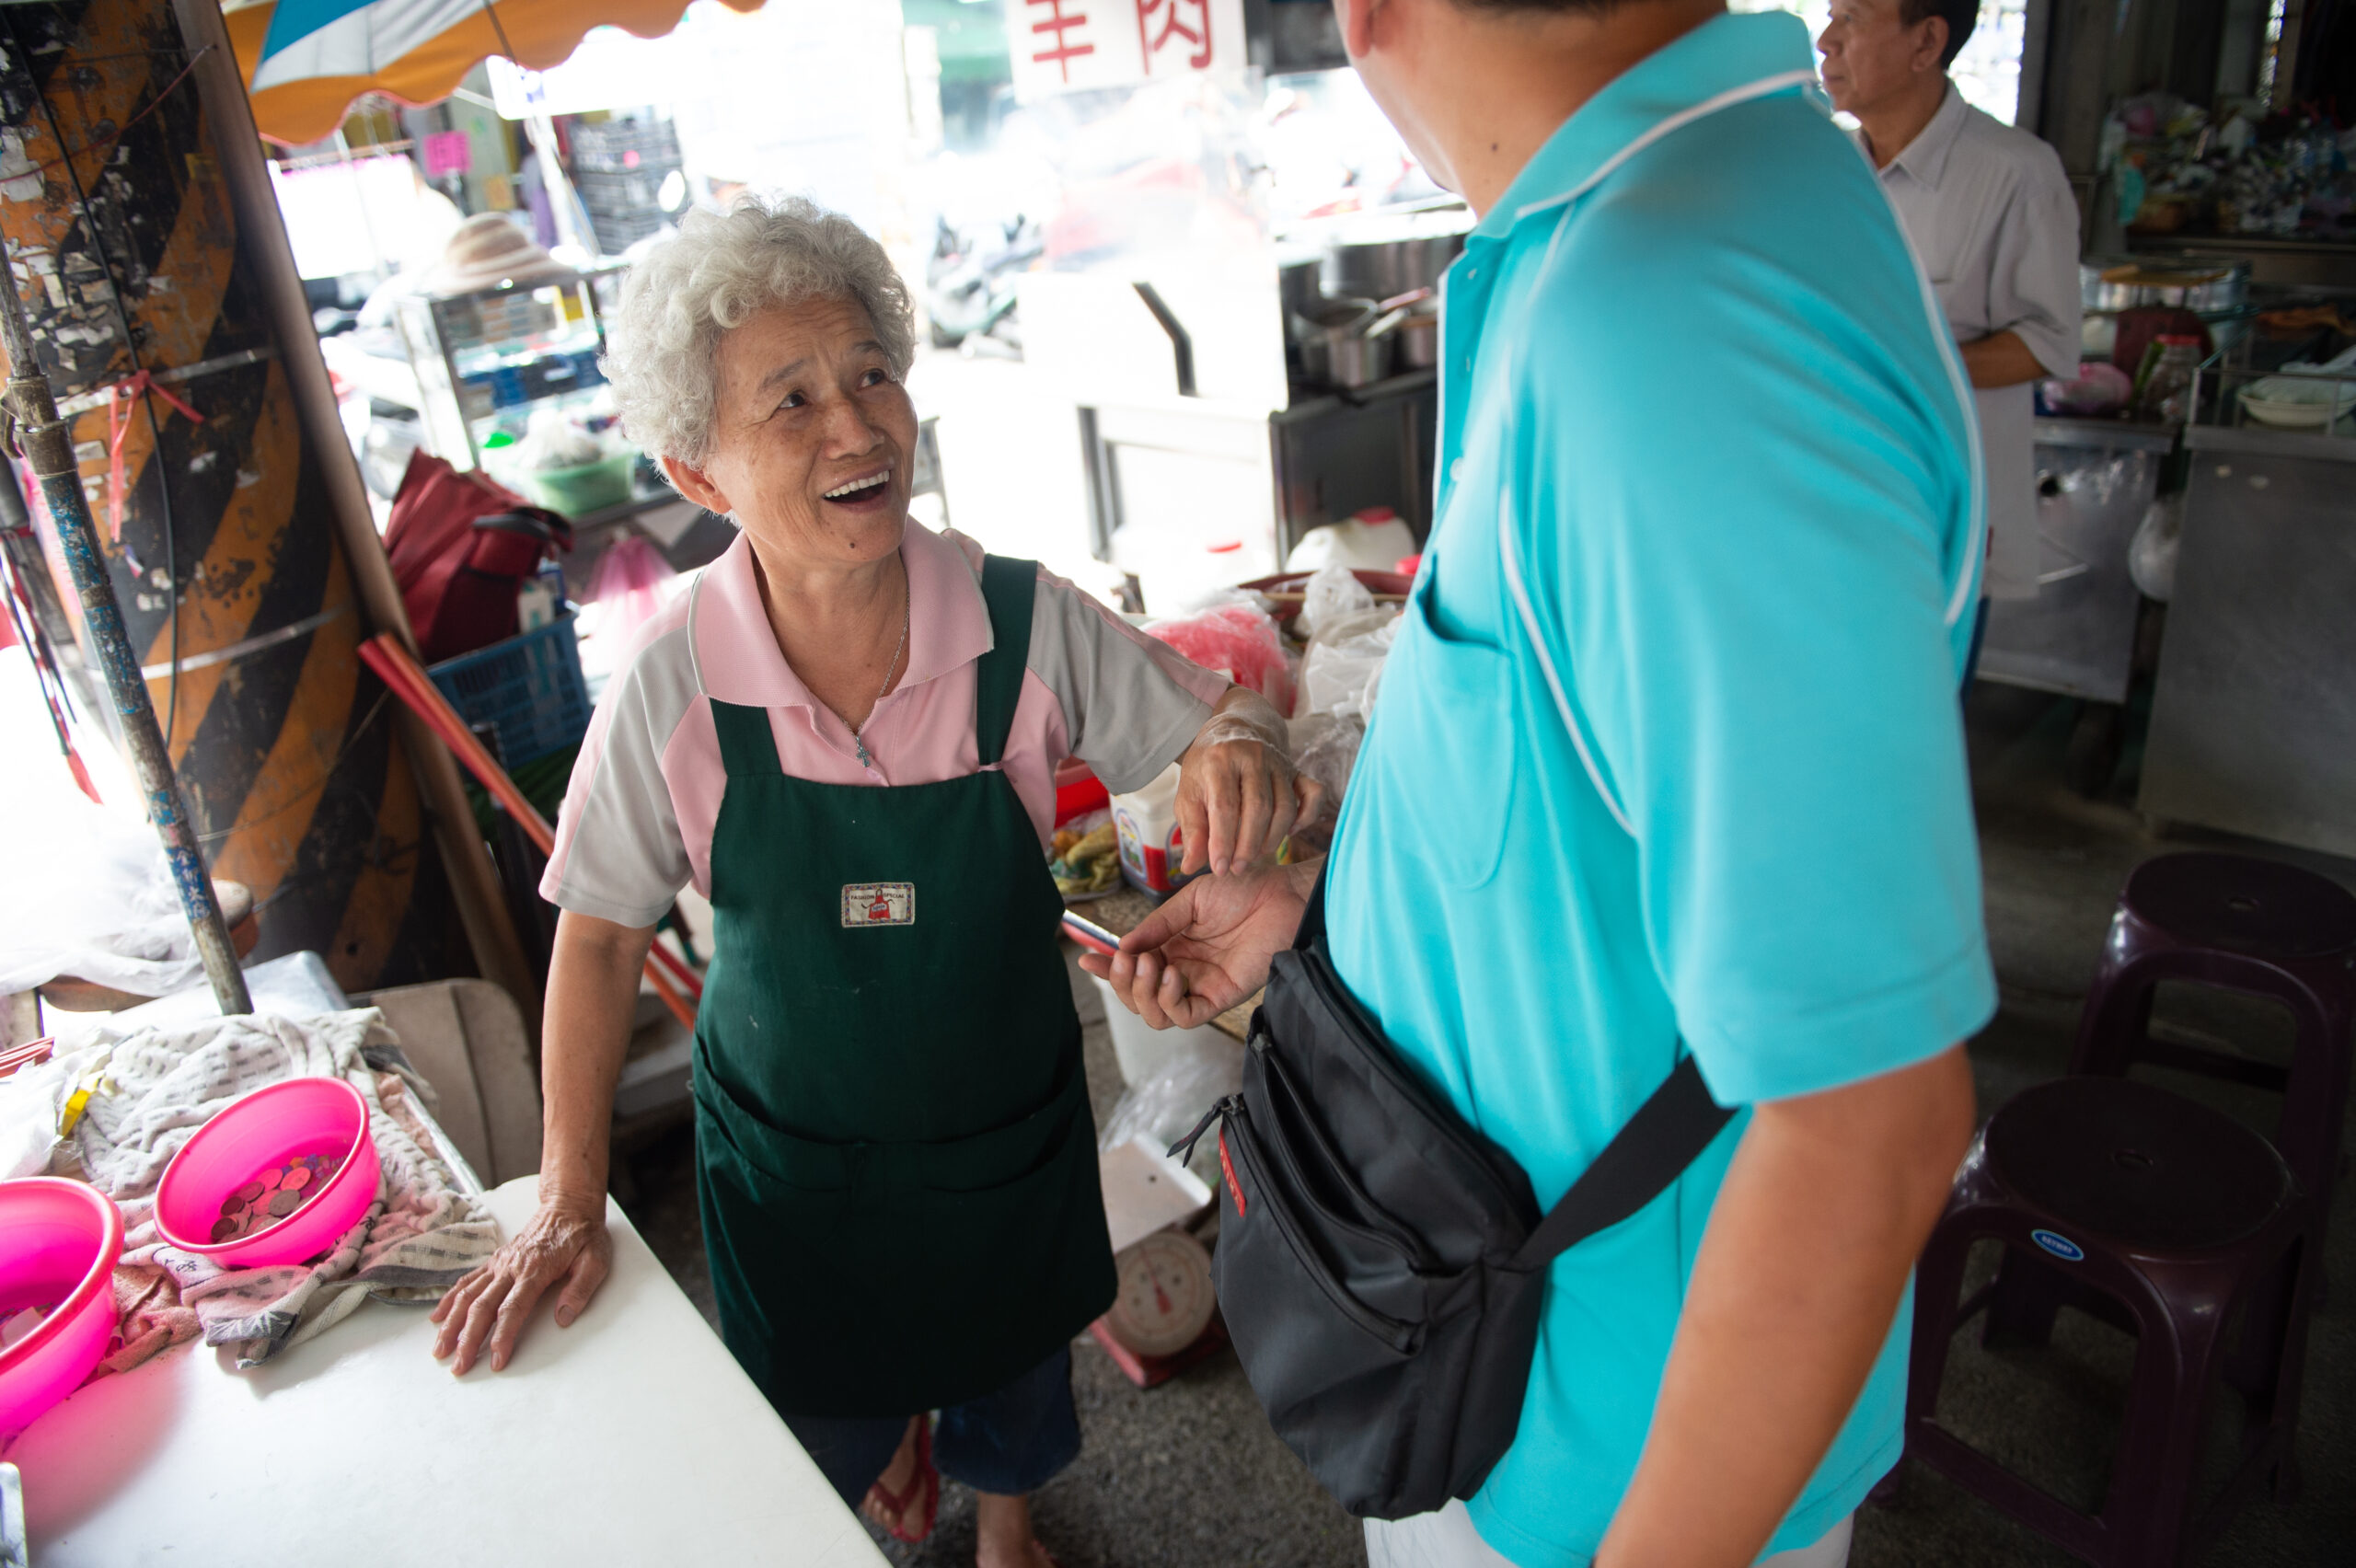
[1881, 81, 1968, 189]
[689, 520, 994, 708]
[1474, 10, 1822, 241]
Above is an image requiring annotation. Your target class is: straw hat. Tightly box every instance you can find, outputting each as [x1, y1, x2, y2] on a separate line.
[428, 213, 575, 296]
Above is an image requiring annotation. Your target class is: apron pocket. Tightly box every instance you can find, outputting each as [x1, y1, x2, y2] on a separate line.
[695, 1069, 1114, 1419]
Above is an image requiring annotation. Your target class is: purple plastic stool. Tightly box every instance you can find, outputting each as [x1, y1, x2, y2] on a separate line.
[2069, 850, 2356, 1231]
[1907, 1077, 2310, 1566]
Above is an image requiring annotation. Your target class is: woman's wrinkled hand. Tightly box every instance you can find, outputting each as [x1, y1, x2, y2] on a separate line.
[1175, 690, 1324, 877]
[431, 1195, 613, 1375]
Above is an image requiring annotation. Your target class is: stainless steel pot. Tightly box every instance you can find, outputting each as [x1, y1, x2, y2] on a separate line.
[1394, 301, 1440, 370]
[1322, 223, 1470, 304]
[1293, 298, 1392, 389]
[2081, 259, 2251, 315]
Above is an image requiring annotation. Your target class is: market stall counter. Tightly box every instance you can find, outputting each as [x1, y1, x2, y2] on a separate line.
[13, 1179, 886, 1567]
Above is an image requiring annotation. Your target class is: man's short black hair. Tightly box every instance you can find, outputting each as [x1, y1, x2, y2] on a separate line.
[1900, 0, 1979, 66]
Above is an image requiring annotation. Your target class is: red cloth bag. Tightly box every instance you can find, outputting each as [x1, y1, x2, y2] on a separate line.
[383, 451, 573, 663]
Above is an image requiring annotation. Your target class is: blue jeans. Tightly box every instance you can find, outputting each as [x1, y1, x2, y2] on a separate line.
[785, 1345, 1081, 1505]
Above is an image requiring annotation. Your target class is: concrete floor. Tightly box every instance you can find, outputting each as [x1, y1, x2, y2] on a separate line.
[616, 680, 2354, 1567]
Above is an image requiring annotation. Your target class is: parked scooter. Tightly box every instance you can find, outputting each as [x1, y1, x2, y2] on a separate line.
[924, 213, 1041, 354]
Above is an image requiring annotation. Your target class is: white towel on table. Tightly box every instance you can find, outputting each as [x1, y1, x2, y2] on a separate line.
[63, 1009, 499, 1366]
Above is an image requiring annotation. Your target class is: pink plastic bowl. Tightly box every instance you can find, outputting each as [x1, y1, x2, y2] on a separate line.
[155, 1077, 377, 1269]
[0, 1177, 124, 1437]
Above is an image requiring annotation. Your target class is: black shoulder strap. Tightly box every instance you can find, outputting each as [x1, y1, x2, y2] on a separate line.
[1301, 867, 1732, 1268]
[1513, 1055, 1735, 1270]
[974, 555, 1037, 767]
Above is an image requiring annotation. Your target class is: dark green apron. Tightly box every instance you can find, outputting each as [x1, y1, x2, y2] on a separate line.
[690, 553, 1115, 1419]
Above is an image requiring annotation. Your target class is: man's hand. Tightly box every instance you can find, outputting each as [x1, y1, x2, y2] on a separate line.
[1080, 859, 1318, 1028]
[431, 1191, 615, 1375]
[1174, 686, 1323, 876]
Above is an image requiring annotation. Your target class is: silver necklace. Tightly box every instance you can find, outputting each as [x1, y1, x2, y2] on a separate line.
[853, 576, 909, 770]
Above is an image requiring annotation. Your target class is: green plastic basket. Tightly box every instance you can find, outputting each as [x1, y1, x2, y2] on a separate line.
[524, 452, 635, 517]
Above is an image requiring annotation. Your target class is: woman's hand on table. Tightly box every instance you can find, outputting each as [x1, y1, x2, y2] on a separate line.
[1175, 686, 1323, 877]
[1080, 859, 1319, 1029]
[431, 1192, 614, 1375]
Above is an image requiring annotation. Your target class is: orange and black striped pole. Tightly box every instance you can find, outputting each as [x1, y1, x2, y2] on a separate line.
[0, 236, 248, 1014]
[0, 0, 520, 1001]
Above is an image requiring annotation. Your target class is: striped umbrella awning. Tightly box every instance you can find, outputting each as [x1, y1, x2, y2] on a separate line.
[223, 0, 764, 146]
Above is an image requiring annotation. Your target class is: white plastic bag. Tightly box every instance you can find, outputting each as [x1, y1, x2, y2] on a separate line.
[0, 811, 207, 997]
[1099, 1030, 1244, 1191]
[1296, 562, 1374, 640]
[0, 650, 208, 997]
[2129, 493, 2183, 603]
[1299, 610, 1400, 721]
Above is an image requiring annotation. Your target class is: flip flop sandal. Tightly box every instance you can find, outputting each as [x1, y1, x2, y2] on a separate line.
[861, 1418, 939, 1545]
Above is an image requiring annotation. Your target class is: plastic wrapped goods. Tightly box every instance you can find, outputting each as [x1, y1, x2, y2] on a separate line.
[1146, 594, 1297, 715]
[1298, 609, 1399, 721]
[1296, 563, 1374, 641]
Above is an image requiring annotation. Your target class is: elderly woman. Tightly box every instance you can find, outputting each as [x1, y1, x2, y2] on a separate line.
[427, 197, 1311, 1566]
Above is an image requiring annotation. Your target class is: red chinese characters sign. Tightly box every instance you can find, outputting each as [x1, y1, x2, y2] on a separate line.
[1011, 0, 1241, 98]
[1136, 0, 1213, 72]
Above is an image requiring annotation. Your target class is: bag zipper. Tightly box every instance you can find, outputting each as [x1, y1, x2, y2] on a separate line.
[1168, 1095, 1240, 1167]
[1221, 1107, 1420, 1353]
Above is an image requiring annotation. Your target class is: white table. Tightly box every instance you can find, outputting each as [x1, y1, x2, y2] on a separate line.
[10, 1179, 887, 1567]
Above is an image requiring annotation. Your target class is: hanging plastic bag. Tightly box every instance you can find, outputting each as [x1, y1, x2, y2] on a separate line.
[584, 535, 678, 649]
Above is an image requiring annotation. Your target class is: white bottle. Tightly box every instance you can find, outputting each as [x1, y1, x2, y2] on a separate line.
[1112, 764, 1195, 896]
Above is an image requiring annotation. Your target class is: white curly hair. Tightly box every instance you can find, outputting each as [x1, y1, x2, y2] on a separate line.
[600, 195, 916, 467]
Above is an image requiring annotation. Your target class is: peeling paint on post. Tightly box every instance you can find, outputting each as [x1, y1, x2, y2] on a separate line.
[0, 0, 472, 992]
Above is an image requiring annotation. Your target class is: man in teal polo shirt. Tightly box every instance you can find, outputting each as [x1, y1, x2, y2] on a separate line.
[1086, 2, 1992, 1564]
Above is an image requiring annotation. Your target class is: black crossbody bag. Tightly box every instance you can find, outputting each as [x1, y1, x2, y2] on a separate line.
[1171, 874, 1735, 1519]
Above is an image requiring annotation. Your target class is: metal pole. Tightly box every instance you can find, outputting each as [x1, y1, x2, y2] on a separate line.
[0, 253, 251, 1016]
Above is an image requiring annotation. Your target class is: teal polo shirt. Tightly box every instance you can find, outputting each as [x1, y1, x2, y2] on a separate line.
[1322, 13, 1996, 1566]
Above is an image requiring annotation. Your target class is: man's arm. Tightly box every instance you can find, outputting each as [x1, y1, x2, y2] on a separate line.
[1968, 151, 2085, 391]
[1959, 329, 2046, 388]
[1596, 1045, 1976, 1567]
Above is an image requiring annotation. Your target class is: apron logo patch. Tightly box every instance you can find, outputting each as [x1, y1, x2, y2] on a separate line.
[841, 882, 916, 928]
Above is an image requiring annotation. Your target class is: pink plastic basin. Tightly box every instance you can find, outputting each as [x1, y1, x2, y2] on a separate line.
[156, 1077, 377, 1269]
[0, 1177, 124, 1437]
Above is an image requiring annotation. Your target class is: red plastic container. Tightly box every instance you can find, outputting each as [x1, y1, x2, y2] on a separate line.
[155, 1078, 378, 1269]
[0, 1178, 123, 1437]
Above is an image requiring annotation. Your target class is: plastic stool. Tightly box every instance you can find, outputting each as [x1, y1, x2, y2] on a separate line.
[1907, 1077, 2312, 1567]
[2070, 850, 2356, 1226]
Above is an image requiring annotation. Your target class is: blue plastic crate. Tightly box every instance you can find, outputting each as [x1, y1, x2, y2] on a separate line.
[426, 615, 591, 767]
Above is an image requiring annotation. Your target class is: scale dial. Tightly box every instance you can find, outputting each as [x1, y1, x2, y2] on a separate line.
[1103, 1228, 1215, 1357]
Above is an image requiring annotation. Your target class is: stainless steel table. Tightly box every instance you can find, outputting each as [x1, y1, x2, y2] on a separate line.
[2140, 421, 2356, 856]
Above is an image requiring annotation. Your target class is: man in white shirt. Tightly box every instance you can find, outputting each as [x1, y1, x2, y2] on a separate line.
[1819, 0, 2082, 618]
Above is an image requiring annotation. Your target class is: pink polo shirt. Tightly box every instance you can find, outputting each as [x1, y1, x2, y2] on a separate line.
[540, 522, 1228, 929]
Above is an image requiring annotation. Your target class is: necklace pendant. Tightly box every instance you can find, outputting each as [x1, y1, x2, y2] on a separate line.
[855, 738, 871, 769]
